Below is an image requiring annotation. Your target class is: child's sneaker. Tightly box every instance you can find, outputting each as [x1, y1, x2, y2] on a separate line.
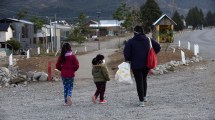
[99, 100, 107, 104]
[92, 96, 97, 103]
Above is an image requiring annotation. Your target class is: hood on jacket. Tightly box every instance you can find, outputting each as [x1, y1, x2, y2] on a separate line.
[133, 33, 147, 41]
[65, 51, 72, 56]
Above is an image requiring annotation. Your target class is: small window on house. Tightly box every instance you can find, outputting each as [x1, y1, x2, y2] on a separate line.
[44, 39, 46, 44]
[33, 38, 36, 44]
[34, 25, 37, 33]
[66, 31, 69, 37]
[39, 37, 43, 44]
[22, 24, 29, 38]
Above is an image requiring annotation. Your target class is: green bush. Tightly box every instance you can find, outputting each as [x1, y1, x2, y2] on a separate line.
[6, 38, 21, 51]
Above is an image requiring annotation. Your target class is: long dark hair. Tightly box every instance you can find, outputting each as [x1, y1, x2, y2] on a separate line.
[60, 43, 71, 63]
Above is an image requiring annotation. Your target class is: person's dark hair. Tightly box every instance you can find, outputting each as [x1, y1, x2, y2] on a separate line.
[92, 58, 97, 65]
[92, 54, 104, 65]
[134, 25, 143, 35]
[60, 43, 72, 63]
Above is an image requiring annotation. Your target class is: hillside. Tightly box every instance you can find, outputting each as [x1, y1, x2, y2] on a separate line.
[0, 0, 214, 20]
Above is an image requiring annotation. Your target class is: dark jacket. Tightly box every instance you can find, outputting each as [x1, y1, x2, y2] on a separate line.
[92, 64, 110, 82]
[123, 33, 161, 69]
[56, 51, 79, 78]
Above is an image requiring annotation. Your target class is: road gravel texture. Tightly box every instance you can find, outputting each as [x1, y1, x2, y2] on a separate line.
[0, 49, 215, 120]
[1, 29, 215, 120]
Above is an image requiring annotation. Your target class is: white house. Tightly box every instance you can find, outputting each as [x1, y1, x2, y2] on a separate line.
[0, 23, 14, 56]
[0, 18, 34, 50]
[88, 20, 124, 36]
[0, 23, 13, 43]
[34, 22, 72, 51]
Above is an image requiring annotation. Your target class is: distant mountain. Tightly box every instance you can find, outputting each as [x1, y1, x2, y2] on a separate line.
[0, 0, 214, 21]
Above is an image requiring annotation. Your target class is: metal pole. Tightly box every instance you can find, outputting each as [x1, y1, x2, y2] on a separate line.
[54, 14, 57, 51]
[97, 12, 101, 50]
[118, 21, 121, 48]
[115, 20, 120, 48]
[50, 19, 53, 52]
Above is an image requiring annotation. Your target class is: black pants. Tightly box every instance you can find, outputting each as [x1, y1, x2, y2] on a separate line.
[94, 81, 106, 101]
[132, 68, 150, 102]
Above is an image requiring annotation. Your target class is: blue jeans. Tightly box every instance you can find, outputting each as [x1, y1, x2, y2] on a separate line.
[62, 77, 74, 103]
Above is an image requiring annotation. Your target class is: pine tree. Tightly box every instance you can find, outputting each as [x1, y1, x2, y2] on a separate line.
[113, 1, 130, 21]
[205, 11, 214, 26]
[112, 1, 133, 31]
[172, 11, 184, 31]
[17, 9, 28, 20]
[68, 12, 88, 44]
[140, 0, 162, 33]
[186, 7, 205, 29]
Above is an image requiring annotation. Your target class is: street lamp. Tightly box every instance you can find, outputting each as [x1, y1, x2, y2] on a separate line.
[96, 11, 101, 50]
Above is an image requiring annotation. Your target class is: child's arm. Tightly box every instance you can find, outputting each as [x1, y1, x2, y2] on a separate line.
[56, 56, 62, 71]
[101, 65, 110, 81]
[72, 55, 79, 71]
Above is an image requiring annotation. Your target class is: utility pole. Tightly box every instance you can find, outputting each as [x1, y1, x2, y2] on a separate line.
[96, 11, 101, 50]
[50, 18, 52, 52]
[54, 14, 57, 52]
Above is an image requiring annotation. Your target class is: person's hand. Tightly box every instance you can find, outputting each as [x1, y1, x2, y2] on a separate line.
[125, 61, 130, 63]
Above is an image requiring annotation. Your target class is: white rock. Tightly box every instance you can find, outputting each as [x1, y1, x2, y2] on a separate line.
[23, 81, 28, 85]
[2, 77, 10, 83]
[0, 67, 10, 76]
[53, 77, 60, 81]
[4, 82, 9, 87]
[27, 78, 32, 81]
[27, 71, 35, 79]
[151, 70, 160, 75]
[11, 84, 17, 87]
[159, 70, 164, 75]
[163, 70, 168, 74]
[39, 73, 48, 81]
[33, 72, 43, 80]
[18, 74, 27, 79]
[194, 58, 200, 62]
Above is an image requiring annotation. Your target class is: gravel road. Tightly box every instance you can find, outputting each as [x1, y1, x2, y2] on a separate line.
[0, 48, 215, 120]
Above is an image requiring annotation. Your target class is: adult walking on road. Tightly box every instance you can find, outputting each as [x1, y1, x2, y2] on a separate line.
[56, 43, 79, 106]
[124, 26, 161, 107]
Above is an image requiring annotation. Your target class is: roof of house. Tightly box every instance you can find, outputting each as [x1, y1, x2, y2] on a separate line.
[44, 24, 71, 29]
[89, 20, 124, 27]
[153, 14, 177, 26]
[0, 23, 11, 31]
[0, 18, 34, 25]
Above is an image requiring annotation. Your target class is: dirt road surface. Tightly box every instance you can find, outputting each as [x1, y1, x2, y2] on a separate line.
[0, 47, 215, 120]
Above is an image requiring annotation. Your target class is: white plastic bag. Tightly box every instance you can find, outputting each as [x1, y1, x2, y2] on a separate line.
[115, 62, 133, 84]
